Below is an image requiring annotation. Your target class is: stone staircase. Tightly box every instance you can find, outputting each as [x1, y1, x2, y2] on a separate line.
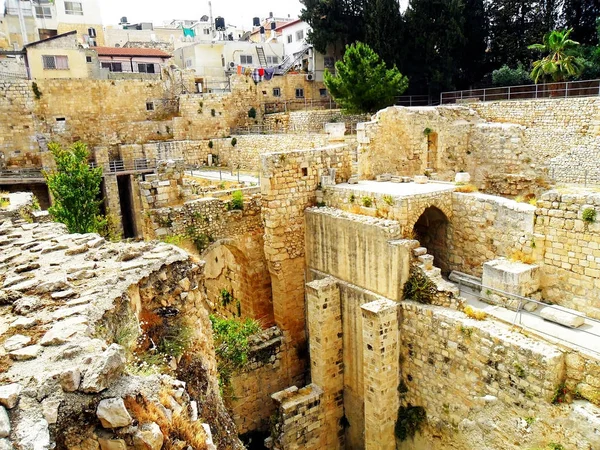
[412, 246, 460, 298]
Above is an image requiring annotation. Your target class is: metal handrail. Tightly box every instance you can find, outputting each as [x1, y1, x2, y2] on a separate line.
[440, 79, 600, 104]
[457, 277, 600, 356]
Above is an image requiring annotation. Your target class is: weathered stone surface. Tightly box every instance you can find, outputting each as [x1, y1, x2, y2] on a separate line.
[59, 368, 81, 392]
[15, 419, 50, 450]
[42, 398, 61, 424]
[0, 439, 11, 450]
[40, 315, 88, 346]
[98, 437, 127, 450]
[9, 316, 37, 330]
[133, 422, 164, 450]
[97, 398, 132, 428]
[539, 305, 586, 328]
[0, 406, 9, 438]
[0, 383, 22, 409]
[36, 276, 70, 294]
[80, 344, 126, 393]
[9, 345, 42, 361]
[3, 334, 31, 352]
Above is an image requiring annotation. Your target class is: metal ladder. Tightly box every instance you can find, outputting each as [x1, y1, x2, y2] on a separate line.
[255, 46, 267, 67]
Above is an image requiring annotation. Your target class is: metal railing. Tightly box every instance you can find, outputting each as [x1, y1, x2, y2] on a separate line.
[101, 159, 157, 174]
[0, 168, 44, 181]
[457, 277, 600, 357]
[263, 98, 338, 114]
[441, 79, 600, 104]
[395, 95, 435, 107]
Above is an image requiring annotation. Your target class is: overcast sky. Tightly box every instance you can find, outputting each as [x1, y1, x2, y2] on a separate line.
[100, 0, 304, 30]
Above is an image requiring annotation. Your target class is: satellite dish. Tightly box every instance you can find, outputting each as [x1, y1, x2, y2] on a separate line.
[200, 15, 209, 22]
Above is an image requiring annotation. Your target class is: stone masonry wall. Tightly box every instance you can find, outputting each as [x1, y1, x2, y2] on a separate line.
[447, 193, 540, 277]
[263, 110, 369, 134]
[535, 189, 600, 319]
[398, 302, 600, 450]
[471, 98, 600, 185]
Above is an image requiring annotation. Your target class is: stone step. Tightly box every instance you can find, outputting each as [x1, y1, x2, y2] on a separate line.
[539, 305, 586, 328]
[423, 266, 442, 280]
[418, 254, 434, 270]
[413, 247, 428, 257]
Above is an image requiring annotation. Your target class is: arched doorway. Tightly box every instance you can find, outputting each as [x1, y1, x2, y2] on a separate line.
[202, 239, 274, 326]
[413, 206, 450, 274]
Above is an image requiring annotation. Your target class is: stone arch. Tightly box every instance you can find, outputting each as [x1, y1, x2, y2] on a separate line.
[201, 238, 274, 326]
[412, 206, 451, 274]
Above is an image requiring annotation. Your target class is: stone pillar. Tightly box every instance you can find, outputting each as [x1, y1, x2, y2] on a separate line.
[129, 174, 143, 238]
[102, 174, 123, 236]
[306, 277, 344, 450]
[361, 299, 399, 450]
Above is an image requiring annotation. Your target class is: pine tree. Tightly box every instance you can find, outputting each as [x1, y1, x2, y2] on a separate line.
[324, 42, 408, 113]
[402, 0, 466, 95]
[364, 0, 404, 67]
[456, 0, 488, 88]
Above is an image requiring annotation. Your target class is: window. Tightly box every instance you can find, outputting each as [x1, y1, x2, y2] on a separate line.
[42, 55, 69, 70]
[287, 35, 292, 44]
[101, 62, 122, 72]
[35, 5, 52, 18]
[203, 28, 210, 35]
[86, 56, 92, 63]
[295, 88, 304, 98]
[266, 56, 279, 65]
[324, 56, 335, 69]
[64, 1, 83, 15]
[295, 30, 304, 41]
[240, 54, 253, 65]
[185, 58, 193, 68]
[273, 87, 281, 97]
[146, 102, 155, 111]
[320, 88, 328, 97]
[137, 63, 156, 74]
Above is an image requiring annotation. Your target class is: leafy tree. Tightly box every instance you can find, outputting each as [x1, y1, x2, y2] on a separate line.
[324, 42, 408, 113]
[492, 63, 532, 86]
[402, 0, 466, 95]
[456, 0, 488, 88]
[364, 0, 404, 67]
[561, 0, 600, 45]
[44, 141, 105, 234]
[528, 29, 585, 82]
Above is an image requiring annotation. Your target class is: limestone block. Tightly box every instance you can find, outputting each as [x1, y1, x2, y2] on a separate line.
[80, 344, 126, 393]
[42, 398, 61, 424]
[455, 172, 471, 183]
[539, 305, 586, 328]
[133, 422, 164, 450]
[97, 398, 132, 428]
[98, 438, 127, 450]
[0, 383, 22, 409]
[60, 368, 81, 392]
[0, 406, 9, 438]
[482, 259, 540, 297]
[324, 122, 346, 138]
[3, 335, 31, 352]
[9, 345, 41, 361]
[414, 175, 428, 184]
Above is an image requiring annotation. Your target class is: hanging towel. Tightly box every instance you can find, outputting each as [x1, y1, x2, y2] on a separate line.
[237, 65, 242, 75]
[258, 68, 265, 77]
[264, 67, 275, 80]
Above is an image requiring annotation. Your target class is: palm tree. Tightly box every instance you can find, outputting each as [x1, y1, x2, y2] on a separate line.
[528, 29, 584, 83]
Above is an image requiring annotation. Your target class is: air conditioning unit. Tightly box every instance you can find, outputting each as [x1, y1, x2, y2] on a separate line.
[228, 61, 236, 69]
[305, 73, 314, 81]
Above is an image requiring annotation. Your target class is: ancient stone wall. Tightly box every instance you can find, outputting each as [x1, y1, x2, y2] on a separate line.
[229, 327, 287, 435]
[263, 110, 369, 134]
[535, 189, 600, 319]
[260, 144, 353, 386]
[356, 105, 546, 195]
[471, 98, 600, 185]
[447, 193, 539, 276]
[398, 301, 600, 450]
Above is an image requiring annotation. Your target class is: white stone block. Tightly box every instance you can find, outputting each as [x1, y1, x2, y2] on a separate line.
[455, 172, 471, 183]
[414, 175, 428, 184]
[482, 259, 540, 298]
[539, 305, 586, 328]
[324, 122, 346, 138]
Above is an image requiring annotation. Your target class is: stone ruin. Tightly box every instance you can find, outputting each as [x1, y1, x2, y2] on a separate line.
[0, 218, 239, 450]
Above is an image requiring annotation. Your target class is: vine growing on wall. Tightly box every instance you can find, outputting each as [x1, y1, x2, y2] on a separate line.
[395, 404, 426, 441]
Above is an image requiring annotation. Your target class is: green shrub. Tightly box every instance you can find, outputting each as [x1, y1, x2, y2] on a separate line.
[208, 140, 214, 149]
[229, 190, 244, 210]
[395, 405, 426, 441]
[32, 82, 42, 99]
[220, 288, 234, 307]
[383, 194, 394, 206]
[161, 234, 185, 246]
[492, 64, 532, 86]
[361, 196, 373, 207]
[211, 108, 216, 117]
[157, 320, 193, 359]
[583, 207, 596, 223]
[349, 194, 356, 203]
[210, 315, 261, 388]
[231, 137, 237, 147]
[248, 107, 257, 119]
[403, 268, 436, 304]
